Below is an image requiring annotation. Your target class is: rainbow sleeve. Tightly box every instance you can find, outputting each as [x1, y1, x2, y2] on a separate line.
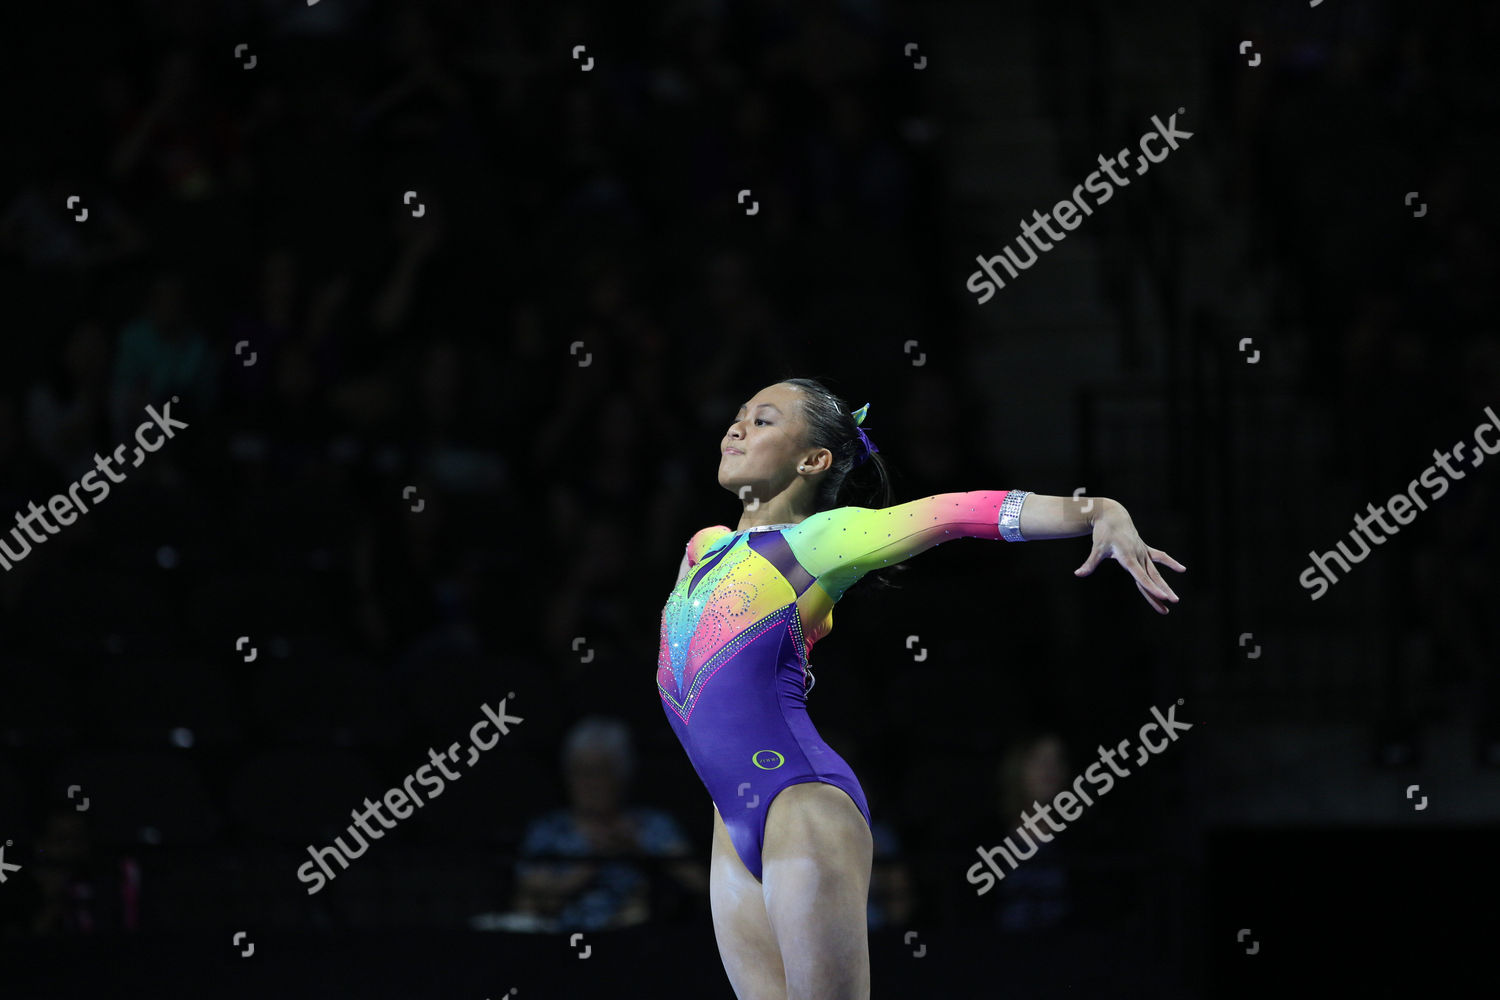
[783, 489, 1028, 601]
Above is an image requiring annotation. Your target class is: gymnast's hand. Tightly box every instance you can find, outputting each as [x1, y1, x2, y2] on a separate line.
[1072, 504, 1186, 614]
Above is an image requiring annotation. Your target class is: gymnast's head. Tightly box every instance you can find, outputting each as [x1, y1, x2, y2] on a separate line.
[718, 377, 894, 520]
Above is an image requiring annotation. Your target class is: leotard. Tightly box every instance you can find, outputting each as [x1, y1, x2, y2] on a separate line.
[657, 489, 1030, 879]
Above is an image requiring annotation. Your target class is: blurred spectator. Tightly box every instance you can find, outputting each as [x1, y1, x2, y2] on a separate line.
[351, 480, 477, 663]
[506, 716, 706, 931]
[993, 732, 1073, 933]
[867, 818, 913, 930]
[662, 247, 802, 415]
[0, 170, 146, 271]
[806, 87, 913, 232]
[25, 320, 112, 480]
[107, 49, 247, 203]
[224, 248, 307, 405]
[109, 270, 218, 437]
[1410, 334, 1500, 746]
[0, 389, 55, 523]
[0, 808, 137, 937]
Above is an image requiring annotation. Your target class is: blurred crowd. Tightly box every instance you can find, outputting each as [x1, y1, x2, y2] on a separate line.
[1214, 0, 1500, 742]
[0, 0, 1492, 953]
[0, 0, 1001, 939]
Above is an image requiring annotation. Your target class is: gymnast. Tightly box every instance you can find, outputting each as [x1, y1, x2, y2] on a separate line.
[656, 377, 1185, 999]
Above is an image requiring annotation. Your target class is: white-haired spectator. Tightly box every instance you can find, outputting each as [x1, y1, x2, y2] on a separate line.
[507, 716, 707, 931]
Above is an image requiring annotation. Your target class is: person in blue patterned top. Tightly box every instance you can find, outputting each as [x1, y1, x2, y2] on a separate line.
[511, 716, 708, 930]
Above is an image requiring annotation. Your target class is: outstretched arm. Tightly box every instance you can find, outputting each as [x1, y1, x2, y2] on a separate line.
[787, 490, 1185, 614]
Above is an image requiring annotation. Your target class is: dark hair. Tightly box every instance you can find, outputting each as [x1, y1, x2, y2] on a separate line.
[777, 376, 907, 592]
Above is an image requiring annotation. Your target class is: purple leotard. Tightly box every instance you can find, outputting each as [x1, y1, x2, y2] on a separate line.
[656, 490, 1029, 879]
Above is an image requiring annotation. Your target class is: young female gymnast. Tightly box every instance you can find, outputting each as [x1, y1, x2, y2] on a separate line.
[656, 378, 1186, 999]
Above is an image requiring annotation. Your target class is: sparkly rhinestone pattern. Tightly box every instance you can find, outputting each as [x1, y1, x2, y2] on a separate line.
[999, 489, 1031, 542]
[659, 604, 790, 722]
[658, 535, 799, 720]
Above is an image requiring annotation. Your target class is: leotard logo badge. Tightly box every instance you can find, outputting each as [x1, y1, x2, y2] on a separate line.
[752, 750, 785, 769]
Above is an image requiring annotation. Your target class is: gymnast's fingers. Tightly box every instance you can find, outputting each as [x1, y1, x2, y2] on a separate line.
[1136, 575, 1168, 614]
[1150, 547, 1187, 573]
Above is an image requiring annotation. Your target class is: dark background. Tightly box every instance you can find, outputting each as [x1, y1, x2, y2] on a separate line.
[1, 0, 1496, 996]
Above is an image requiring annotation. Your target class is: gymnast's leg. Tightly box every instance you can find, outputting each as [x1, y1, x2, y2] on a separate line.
[761, 782, 874, 1000]
[710, 805, 788, 1000]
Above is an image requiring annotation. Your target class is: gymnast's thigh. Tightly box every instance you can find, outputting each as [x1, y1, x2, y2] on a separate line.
[709, 806, 787, 1000]
[760, 781, 873, 1000]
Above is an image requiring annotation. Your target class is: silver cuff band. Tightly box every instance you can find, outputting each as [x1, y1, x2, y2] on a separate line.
[998, 490, 1030, 542]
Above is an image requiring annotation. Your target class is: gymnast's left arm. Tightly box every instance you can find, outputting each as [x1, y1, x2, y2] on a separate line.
[792, 490, 1185, 614]
[1018, 493, 1187, 615]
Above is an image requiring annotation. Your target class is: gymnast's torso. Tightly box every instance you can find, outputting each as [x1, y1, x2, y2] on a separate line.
[656, 490, 1024, 879]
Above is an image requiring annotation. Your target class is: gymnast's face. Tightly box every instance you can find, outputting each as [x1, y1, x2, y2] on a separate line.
[718, 383, 828, 499]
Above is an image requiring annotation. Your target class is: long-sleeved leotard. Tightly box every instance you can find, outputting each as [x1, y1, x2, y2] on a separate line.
[657, 489, 1030, 880]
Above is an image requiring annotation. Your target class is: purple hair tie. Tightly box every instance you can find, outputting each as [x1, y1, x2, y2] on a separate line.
[850, 402, 879, 466]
